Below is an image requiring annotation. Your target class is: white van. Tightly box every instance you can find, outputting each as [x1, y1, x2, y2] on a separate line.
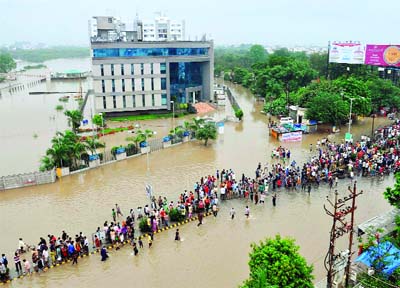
[279, 117, 294, 125]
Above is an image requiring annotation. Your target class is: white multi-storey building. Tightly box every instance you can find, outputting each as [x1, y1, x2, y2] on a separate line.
[142, 16, 185, 42]
[89, 15, 212, 115]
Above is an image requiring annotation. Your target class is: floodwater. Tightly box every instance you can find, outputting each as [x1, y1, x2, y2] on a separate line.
[0, 80, 395, 287]
[0, 58, 90, 175]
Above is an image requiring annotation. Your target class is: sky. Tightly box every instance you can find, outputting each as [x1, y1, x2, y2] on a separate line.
[0, 0, 399, 47]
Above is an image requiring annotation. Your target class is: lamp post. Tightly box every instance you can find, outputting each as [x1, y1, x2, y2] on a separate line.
[371, 114, 376, 138]
[146, 131, 156, 205]
[171, 100, 175, 136]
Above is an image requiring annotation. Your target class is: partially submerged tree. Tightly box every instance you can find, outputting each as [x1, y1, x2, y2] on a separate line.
[241, 235, 314, 288]
[64, 110, 83, 134]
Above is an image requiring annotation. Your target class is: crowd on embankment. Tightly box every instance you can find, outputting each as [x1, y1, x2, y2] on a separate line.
[2, 120, 400, 283]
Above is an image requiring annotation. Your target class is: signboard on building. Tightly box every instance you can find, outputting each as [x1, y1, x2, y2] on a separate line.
[329, 42, 365, 64]
[280, 131, 302, 142]
[365, 44, 400, 67]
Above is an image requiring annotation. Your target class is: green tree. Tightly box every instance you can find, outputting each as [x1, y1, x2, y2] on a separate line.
[248, 44, 267, 64]
[83, 137, 105, 155]
[39, 155, 55, 172]
[242, 235, 314, 288]
[309, 52, 328, 78]
[305, 92, 349, 125]
[333, 76, 372, 116]
[384, 173, 400, 209]
[126, 129, 154, 149]
[235, 109, 244, 121]
[64, 110, 83, 133]
[0, 53, 16, 73]
[195, 122, 217, 146]
[264, 94, 287, 115]
[367, 77, 400, 112]
[92, 114, 104, 128]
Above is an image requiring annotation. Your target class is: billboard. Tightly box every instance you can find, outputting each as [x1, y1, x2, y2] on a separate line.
[365, 45, 400, 67]
[329, 42, 365, 64]
[280, 131, 302, 142]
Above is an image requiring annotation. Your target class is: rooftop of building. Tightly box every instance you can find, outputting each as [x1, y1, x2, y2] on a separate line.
[90, 40, 213, 48]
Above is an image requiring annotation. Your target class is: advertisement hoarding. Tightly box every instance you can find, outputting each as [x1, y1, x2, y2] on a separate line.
[329, 42, 365, 64]
[365, 45, 400, 67]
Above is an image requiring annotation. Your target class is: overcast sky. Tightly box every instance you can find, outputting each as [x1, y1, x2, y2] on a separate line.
[1, 0, 399, 47]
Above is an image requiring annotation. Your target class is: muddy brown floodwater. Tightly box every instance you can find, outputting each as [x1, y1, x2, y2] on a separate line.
[1, 82, 394, 287]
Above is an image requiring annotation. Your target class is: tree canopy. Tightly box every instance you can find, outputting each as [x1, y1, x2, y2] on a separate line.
[384, 173, 400, 209]
[305, 92, 349, 125]
[242, 235, 314, 288]
[0, 53, 16, 73]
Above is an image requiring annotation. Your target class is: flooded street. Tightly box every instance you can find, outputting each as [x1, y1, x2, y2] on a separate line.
[0, 80, 395, 287]
[0, 58, 90, 176]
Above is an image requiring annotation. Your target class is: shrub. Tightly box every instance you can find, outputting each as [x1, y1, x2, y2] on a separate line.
[235, 109, 244, 120]
[126, 143, 138, 156]
[139, 217, 151, 233]
[169, 208, 186, 222]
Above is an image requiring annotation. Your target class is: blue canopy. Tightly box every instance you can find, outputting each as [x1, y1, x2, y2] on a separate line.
[355, 241, 400, 275]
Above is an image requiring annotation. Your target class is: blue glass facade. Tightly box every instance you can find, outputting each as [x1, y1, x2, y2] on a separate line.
[170, 62, 202, 103]
[93, 48, 208, 58]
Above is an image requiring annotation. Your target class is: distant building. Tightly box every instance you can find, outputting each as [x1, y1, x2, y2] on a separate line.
[89, 15, 213, 115]
[142, 15, 185, 42]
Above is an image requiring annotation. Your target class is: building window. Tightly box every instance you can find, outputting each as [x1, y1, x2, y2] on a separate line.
[160, 63, 166, 74]
[111, 64, 114, 76]
[152, 94, 155, 106]
[132, 95, 136, 107]
[161, 78, 166, 90]
[103, 96, 107, 109]
[151, 78, 154, 90]
[112, 79, 115, 92]
[142, 94, 145, 107]
[123, 95, 126, 108]
[161, 93, 167, 105]
[132, 79, 135, 91]
[141, 78, 145, 91]
[150, 63, 153, 74]
[101, 80, 105, 93]
[113, 95, 116, 108]
[121, 64, 124, 76]
[100, 64, 104, 76]
[108, 17, 113, 23]
[131, 64, 134, 75]
[140, 63, 144, 75]
[122, 79, 125, 92]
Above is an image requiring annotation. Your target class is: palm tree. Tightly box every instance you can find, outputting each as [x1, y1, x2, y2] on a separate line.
[83, 137, 105, 155]
[126, 129, 154, 149]
[64, 110, 83, 134]
[39, 155, 55, 172]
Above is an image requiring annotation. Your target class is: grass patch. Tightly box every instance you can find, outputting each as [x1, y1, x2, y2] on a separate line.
[108, 112, 187, 122]
[101, 127, 129, 134]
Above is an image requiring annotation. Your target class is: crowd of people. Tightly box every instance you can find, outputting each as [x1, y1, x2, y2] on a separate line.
[2, 120, 399, 282]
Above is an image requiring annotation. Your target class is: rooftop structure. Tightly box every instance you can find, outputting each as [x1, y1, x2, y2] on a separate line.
[89, 14, 185, 43]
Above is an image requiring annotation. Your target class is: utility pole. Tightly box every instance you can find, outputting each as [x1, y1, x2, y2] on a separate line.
[324, 182, 363, 288]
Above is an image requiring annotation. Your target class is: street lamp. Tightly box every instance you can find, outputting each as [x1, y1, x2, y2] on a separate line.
[170, 100, 175, 136]
[99, 112, 104, 136]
